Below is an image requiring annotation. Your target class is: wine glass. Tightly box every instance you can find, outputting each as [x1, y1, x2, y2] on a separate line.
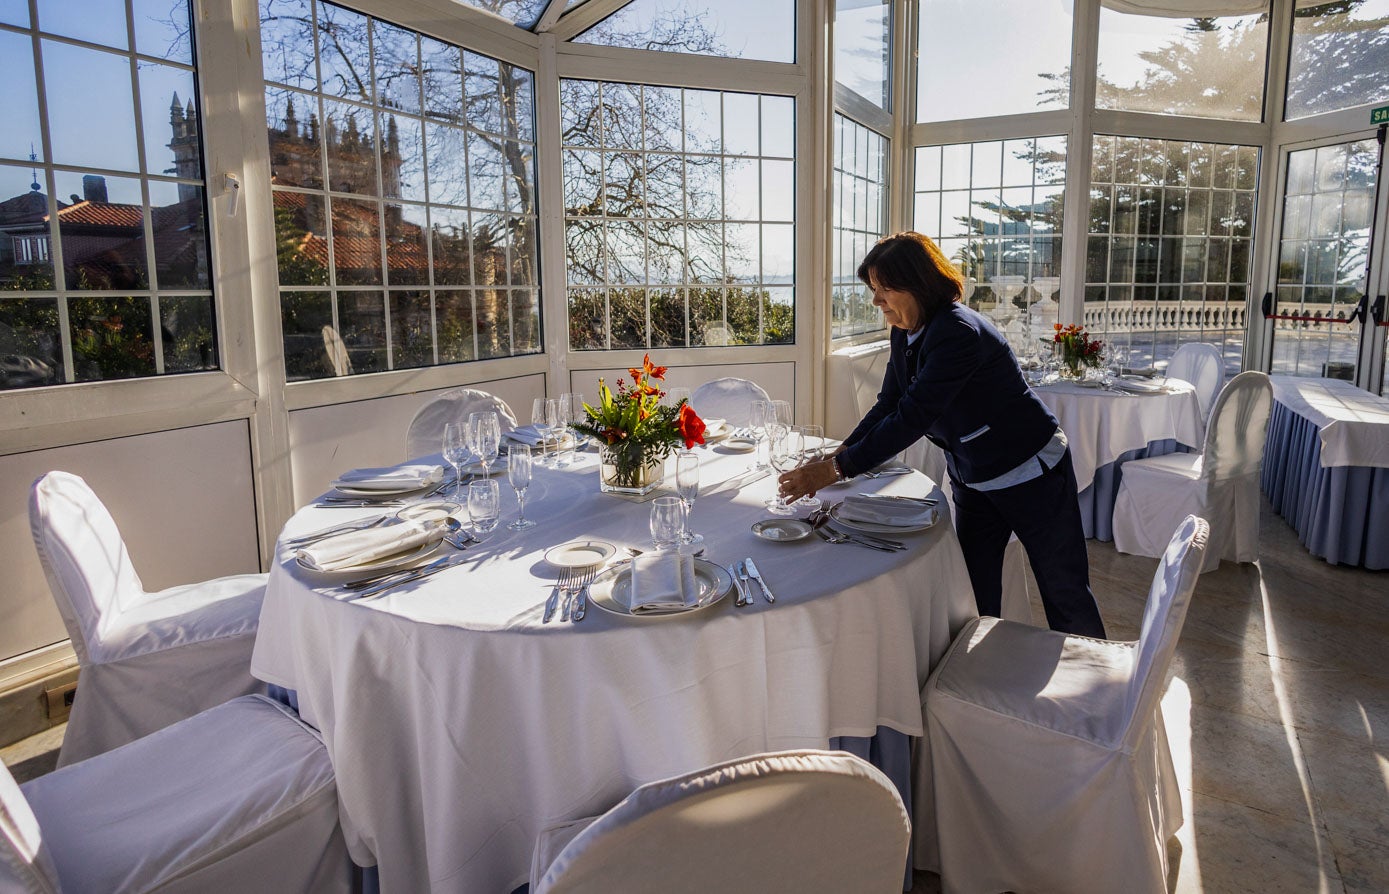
[666, 386, 691, 409]
[507, 444, 534, 530]
[468, 479, 500, 536]
[566, 392, 586, 453]
[675, 451, 700, 542]
[650, 496, 684, 550]
[469, 411, 501, 478]
[443, 422, 470, 500]
[764, 423, 801, 516]
[555, 394, 574, 468]
[531, 398, 551, 465]
[749, 399, 769, 470]
[792, 424, 824, 512]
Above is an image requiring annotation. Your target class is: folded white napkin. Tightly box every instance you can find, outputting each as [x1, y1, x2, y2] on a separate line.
[627, 552, 699, 613]
[294, 521, 441, 572]
[1112, 377, 1165, 393]
[332, 464, 444, 491]
[839, 494, 938, 527]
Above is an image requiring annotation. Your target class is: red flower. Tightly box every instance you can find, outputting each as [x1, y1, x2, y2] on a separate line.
[641, 353, 668, 381]
[677, 403, 706, 449]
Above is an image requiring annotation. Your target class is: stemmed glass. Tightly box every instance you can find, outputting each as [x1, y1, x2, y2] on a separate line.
[764, 423, 801, 516]
[749, 400, 769, 470]
[469, 411, 501, 478]
[443, 422, 471, 500]
[468, 480, 500, 537]
[650, 496, 684, 550]
[507, 444, 534, 529]
[792, 424, 824, 512]
[675, 451, 700, 542]
[566, 392, 586, 455]
[555, 394, 574, 468]
[667, 386, 691, 409]
[531, 398, 552, 465]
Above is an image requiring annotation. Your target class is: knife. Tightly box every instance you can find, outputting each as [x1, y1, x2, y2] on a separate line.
[351, 556, 471, 599]
[743, 558, 775, 603]
[343, 553, 454, 590]
[732, 559, 751, 607]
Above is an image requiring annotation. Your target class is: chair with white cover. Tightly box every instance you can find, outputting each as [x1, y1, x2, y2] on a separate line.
[923, 515, 1209, 894]
[28, 471, 265, 767]
[529, 750, 909, 894]
[1111, 370, 1272, 572]
[689, 377, 771, 428]
[1166, 342, 1224, 424]
[1, 694, 351, 893]
[404, 387, 519, 459]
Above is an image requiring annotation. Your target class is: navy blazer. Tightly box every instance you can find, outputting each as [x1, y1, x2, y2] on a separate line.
[838, 302, 1060, 486]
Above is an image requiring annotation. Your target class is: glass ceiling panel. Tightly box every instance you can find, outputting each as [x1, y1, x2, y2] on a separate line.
[573, 0, 795, 63]
[447, 0, 550, 27]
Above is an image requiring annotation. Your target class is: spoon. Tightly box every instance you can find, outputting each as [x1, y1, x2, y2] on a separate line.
[443, 517, 478, 550]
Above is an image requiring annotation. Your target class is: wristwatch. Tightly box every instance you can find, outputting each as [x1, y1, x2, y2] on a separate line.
[830, 455, 848, 482]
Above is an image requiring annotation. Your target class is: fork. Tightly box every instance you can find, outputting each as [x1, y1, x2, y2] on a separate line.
[544, 568, 571, 623]
[571, 567, 596, 622]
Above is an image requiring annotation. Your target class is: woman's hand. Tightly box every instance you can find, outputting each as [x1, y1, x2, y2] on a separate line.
[778, 459, 839, 503]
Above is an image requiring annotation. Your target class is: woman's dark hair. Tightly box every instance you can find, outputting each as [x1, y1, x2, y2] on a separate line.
[856, 232, 964, 324]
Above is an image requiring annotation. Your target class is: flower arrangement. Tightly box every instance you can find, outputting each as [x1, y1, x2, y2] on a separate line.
[1052, 323, 1104, 379]
[573, 354, 706, 493]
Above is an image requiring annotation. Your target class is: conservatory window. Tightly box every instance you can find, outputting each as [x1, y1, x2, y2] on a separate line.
[1085, 136, 1258, 373]
[562, 80, 796, 350]
[832, 115, 888, 338]
[835, 0, 891, 110]
[572, 0, 795, 63]
[261, 0, 539, 381]
[0, 0, 214, 390]
[1286, 0, 1389, 120]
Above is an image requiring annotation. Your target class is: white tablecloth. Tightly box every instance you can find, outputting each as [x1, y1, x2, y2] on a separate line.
[1033, 379, 1205, 492]
[251, 448, 977, 893]
[1268, 375, 1389, 469]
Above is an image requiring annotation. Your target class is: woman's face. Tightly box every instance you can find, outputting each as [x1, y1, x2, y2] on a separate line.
[867, 270, 921, 331]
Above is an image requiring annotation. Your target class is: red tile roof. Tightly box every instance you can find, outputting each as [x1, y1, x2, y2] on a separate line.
[57, 201, 143, 228]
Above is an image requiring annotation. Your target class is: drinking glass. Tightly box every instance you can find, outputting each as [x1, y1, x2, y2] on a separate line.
[650, 496, 685, 550]
[531, 398, 551, 465]
[443, 422, 470, 500]
[567, 392, 586, 453]
[555, 394, 574, 467]
[792, 424, 824, 512]
[507, 444, 534, 529]
[675, 451, 700, 542]
[469, 411, 501, 478]
[770, 399, 793, 429]
[749, 399, 769, 470]
[468, 479, 500, 536]
[667, 386, 691, 409]
[764, 423, 800, 516]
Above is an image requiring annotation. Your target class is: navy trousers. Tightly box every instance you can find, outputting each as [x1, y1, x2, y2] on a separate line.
[950, 449, 1107, 639]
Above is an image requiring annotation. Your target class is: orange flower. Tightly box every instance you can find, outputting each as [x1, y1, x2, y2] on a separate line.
[677, 403, 706, 449]
[641, 353, 668, 381]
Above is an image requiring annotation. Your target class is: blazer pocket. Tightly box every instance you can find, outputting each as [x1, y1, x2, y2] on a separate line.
[959, 424, 991, 443]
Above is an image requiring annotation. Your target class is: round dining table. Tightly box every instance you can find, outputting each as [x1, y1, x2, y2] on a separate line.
[251, 445, 978, 893]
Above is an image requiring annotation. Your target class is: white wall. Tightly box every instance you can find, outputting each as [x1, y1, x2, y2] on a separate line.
[0, 421, 260, 660]
[566, 361, 798, 409]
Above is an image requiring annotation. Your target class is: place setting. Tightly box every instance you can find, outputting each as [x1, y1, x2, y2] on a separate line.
[316, 463, 453, 507]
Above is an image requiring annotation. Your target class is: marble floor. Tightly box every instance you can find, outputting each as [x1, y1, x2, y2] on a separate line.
[5, 499, 1385, 893]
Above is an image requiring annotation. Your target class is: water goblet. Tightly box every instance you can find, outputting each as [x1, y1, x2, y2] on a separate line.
[531, 398, 551, 465]
[749, 400, 770, 470]
[507, 444, 535, 530]
[650, 496, 685, 550]
[470, 411, 501, 478]
[666, 386, 691, 409]
[555, 394, 574, 468]
[443, 422, 470, 500]
[675, 451, 700, 542]
[468, 479, 500, 536]
[567, 392, 586, 454]
[792, 424, 824, 512]
[764, 423, 801, 516]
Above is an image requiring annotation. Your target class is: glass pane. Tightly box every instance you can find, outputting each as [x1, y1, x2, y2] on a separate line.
[475, 286, 510, 357]
[389, 289, 432, 368]
[384, 202, 428, 286]
[70, 295, 155, 381]
[0, 0, 29, 27]
[463, 51, 503, 136]
[1287, 0, 1389, 120]
[132, 0, 193, 63]
[383, 112, 426, 202]
[510, 215, 537, 286]
[259, 0, 317, 89]
[503, 139, 534, 215]
[316, 2, 372, 103]
[38, 0, 127, 50]
[57, 171, 146, 290]
[43, 41, 140, 172]
[511, 287, 539, 353]
[140, 62, 199, 180]
[149, 180, 209, 289]
[444, 0, 548, 27]
[0, 297, 64, 388]
[436, 289, 474, 362]
[1097, 8, 1267, 121]
[561, 80, 601, 148]
[0, 31, 44, 163]
[430, 206, 471, 285]
[468, 132, 506, 211]
[425, 123, 468, 207]
[373, 20, 420, 114]
[281, 291, 333, 380]
[577, 0, 795, 63]
[420, 37, 462, 122]
[337, 289, 385, 372]
[473, 211, 505, 287]
[0, 164, 54, 291]
[266, 88, 322, 189]
[835, 0, 890, 109]
[330, 197, 381, 285]
[918, 0, 1072, 122]
[159, 294, 217, 372]
[502, 64, 534, 141]
[650, 287, 686, 348]
[323, 99, 378, 195]
[273, 191, 329, 285]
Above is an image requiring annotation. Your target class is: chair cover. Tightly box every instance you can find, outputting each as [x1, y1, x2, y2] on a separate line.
[28, 472, 264, 767]
[530, 750, 909, 894]
[404, 387, 519, 459]
[1112, 371, 1272, 571]
[1166, 342, 1224, 425]
[923, 516, 1208, 894]
[688, 377, 771, 427]
[16, 694, 350, 894]
[0, 763, 59, 894]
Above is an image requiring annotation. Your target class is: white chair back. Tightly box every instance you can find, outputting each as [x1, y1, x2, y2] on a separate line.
[1200, 370, 1273, 482]
[688, 377, 771, 428]
[534, 750, 908, 894]
[405, 388, 518, 459]
[1123, 515, 1208, 750]
[29, 472, 145, 664]
[0, 761, 61, 894]
[1167, 342, 1224, 422]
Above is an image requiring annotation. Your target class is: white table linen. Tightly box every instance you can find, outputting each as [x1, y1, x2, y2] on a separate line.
[252, 448, 977, 893]
[1268, 375, 1389, 469]
[1033, 379, 1204, 492]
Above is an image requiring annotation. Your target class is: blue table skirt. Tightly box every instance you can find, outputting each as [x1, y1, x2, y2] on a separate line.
[268, 686, 914, 893]
[1261, 402, 1389, 570]
[1078, 438, 1189, 542]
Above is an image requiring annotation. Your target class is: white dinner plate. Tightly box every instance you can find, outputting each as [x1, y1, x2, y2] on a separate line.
[294, 538, 444, 576]
[332, 482, 438, 498]
[751, 518, 813, 542]
[828, 502, 938, 535]
[721, 436, 758, 453]
[701, 419, 730, 441]
[588, 558, 734, 617]
[544, 539, 618, 569]
[458, 456, 508, 476]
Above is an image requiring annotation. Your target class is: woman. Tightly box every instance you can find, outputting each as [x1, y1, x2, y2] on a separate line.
[778, 232, 1105, 638]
